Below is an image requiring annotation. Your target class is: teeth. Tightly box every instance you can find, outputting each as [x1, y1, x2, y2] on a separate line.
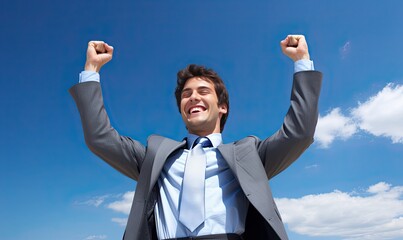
[189, 106, 205, 114]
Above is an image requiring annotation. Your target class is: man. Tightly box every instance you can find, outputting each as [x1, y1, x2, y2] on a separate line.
[70, 35, 322, 240]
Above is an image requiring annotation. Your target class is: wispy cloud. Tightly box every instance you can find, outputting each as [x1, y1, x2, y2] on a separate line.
[75, 195, 111, 207]
[315, 83, 403, 148]
[83, 235, 107, 240]
[75, 192, 134, 226]
[107, 191, 134, 215]
[304, 164, 319, 169]
[340, 41, 351, 59]
[276, 182, 403, 240]
[112, 217, 128, 226]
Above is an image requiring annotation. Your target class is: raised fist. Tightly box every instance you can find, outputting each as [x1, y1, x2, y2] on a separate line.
[280, 35, 310, 62]
[84, 41, 114, 72]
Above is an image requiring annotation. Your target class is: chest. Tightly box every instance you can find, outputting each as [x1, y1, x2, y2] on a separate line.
[162, 148, 232, 184]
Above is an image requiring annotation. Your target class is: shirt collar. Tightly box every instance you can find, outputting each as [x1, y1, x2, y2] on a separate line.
[186, 133, 222, 149]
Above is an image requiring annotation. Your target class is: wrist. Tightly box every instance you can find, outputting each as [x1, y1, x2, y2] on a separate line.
[294, 53, 310, 62]
[84, 62, 100, 72]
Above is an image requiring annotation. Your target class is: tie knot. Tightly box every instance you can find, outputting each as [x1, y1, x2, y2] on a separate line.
[193, 137, 212, 148]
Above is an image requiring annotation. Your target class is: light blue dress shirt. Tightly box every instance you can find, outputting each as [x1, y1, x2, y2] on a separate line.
[155, 133, 248, 238]
[78, 60, 314, 239]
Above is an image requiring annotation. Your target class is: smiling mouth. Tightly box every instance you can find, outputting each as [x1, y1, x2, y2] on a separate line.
[188, 106, 206, 114]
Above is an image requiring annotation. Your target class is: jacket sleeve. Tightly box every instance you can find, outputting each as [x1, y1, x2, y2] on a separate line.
[69, 81, 146, 181]
[256, 70, 322, 179]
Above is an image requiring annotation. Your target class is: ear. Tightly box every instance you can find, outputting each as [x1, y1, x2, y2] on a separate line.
[219, 103, 228, 115]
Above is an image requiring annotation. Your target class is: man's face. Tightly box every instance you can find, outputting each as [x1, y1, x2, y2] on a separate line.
[180, 77, 227, 136]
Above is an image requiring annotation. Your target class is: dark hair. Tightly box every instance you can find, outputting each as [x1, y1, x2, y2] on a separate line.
[175, 64, 229, 132]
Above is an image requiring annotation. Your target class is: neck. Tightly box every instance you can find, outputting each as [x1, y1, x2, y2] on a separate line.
[188, 129, 219, 137]
[187, 122, 221, 137]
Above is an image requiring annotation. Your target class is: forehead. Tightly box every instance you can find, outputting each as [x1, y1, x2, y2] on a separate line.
[183, 77, 214, 90]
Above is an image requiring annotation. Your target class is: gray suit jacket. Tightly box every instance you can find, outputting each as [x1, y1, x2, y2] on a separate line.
[70, 70, 322, 240]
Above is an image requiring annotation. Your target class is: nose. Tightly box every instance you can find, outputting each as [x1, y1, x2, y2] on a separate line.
[189, 90, 201, 102]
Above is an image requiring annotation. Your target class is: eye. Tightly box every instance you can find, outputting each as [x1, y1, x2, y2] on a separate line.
[198, 88, 211, 95]
[181, 90, 191, 98]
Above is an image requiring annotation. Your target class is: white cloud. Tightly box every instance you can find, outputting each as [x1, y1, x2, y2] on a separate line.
[84, 235, 107, 240]
[107, 191, 134, 215]
[352, 83, 403, 143]
[112, 217, 128, 226]
[367, 182, 392, 194]
[315, 108, 357, 148]
[315, 83, 403, 148]
[78, 191, 134, 226]
[275, 182, 403, 240]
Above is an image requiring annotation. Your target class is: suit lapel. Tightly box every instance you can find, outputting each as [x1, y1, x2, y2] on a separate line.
[217, 142, 256, 181]
[217, 143, 237, 174]
[219, 140, 276, 225]
[148, 138, 186, 193]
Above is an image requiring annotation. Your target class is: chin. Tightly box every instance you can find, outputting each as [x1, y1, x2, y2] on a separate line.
[186, 121, 205, 130]
[186, 122, 203, 131]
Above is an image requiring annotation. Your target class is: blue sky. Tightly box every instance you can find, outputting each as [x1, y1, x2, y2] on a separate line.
[1, 0, 403, 239]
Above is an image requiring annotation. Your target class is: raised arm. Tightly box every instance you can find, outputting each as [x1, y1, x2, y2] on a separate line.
[70, 41, 146, 180]
[257, 35, 322, 179]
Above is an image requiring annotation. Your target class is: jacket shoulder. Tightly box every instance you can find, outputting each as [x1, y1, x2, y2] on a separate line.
[234, 135, 260, 147]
